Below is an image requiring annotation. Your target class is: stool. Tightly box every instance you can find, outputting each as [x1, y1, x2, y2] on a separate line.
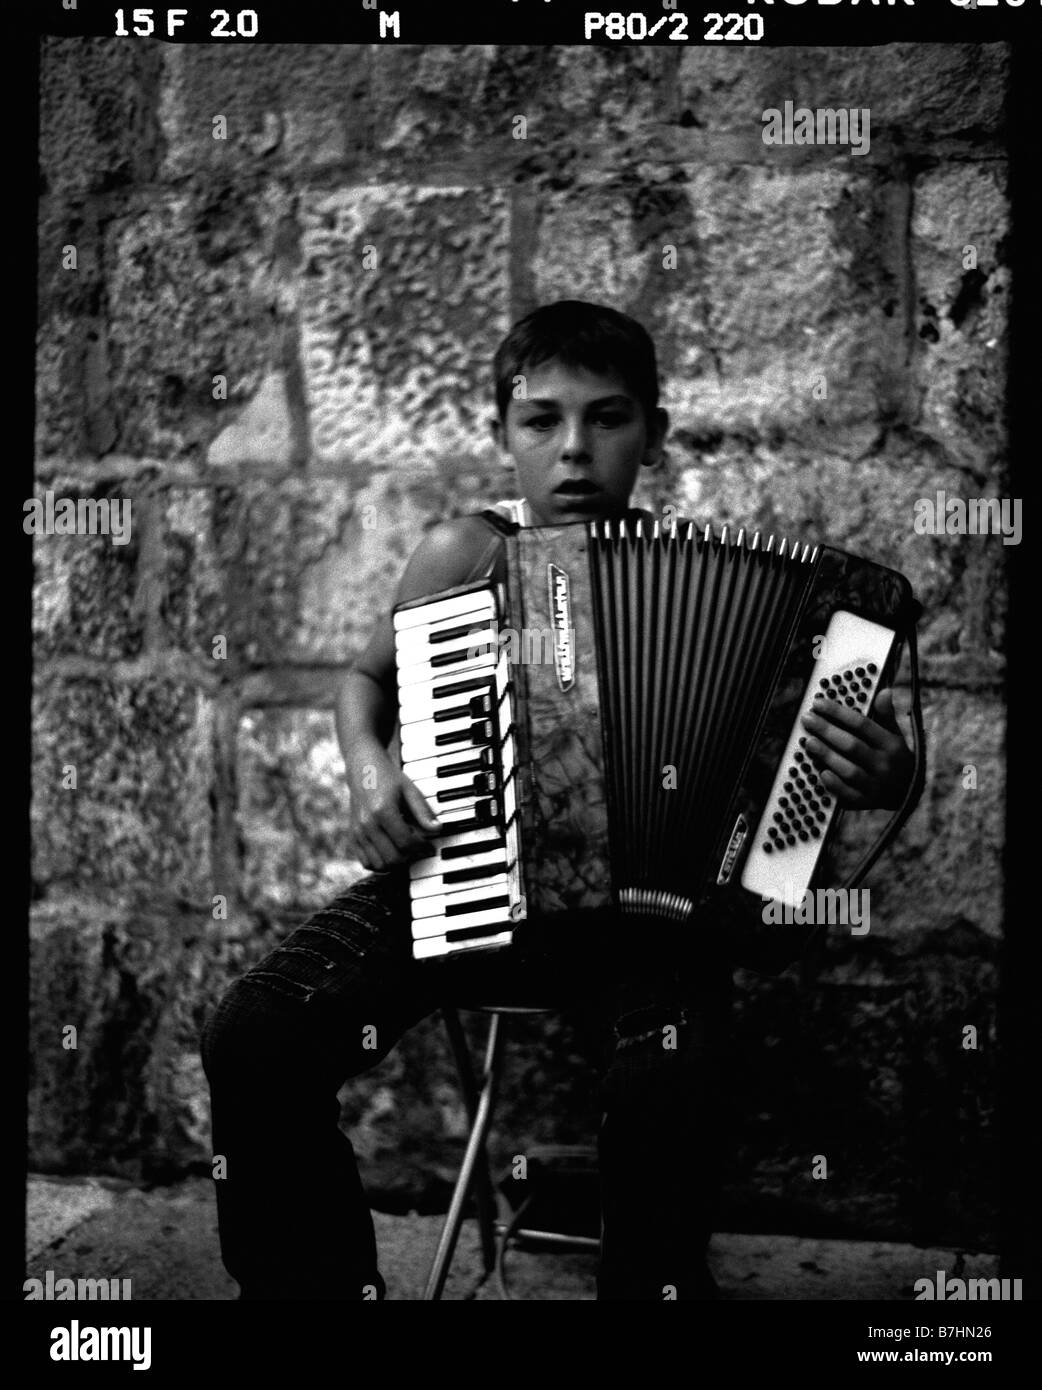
[422, 1004, 600, 1300]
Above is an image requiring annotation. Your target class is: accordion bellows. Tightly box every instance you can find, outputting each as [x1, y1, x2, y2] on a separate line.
[394, 517, 918, 961]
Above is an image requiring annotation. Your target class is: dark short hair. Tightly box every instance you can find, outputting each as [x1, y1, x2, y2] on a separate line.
[493, 300, 660, 424]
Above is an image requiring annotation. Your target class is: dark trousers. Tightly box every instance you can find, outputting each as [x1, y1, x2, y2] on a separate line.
[200, 871, 734, 1300]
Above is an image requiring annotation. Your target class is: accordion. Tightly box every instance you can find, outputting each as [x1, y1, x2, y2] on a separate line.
[393, 515, 924, 962]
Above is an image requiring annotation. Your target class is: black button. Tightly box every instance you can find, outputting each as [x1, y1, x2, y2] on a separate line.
[855, 666, 865, 677]
[798, 831, 808, 842]
[785, 835, 795, 846]
[763, 843, 772, 853]
[867, 663, 877, 674]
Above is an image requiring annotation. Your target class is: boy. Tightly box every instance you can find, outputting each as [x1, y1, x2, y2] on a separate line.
[201, 301, 914, 1300]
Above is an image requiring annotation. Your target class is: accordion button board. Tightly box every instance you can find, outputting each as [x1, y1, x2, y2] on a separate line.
[739, 609, 894, 903]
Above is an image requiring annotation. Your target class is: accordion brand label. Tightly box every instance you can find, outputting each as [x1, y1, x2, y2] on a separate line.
[547, 563, 575, 691]
[717, 814, 749, 885]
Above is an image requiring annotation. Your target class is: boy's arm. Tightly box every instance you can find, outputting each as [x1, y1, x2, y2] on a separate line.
[337, 516, 502, 871]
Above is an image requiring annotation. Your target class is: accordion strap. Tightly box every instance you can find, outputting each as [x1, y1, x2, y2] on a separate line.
[839, 619, 927, 893]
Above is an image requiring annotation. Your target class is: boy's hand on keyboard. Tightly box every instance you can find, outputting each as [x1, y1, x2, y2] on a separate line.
[346, 751, 442, 871]
[800, 688, 914, 812]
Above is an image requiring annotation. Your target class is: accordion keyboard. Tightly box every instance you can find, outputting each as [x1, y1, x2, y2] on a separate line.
[394, 586, 523, 960]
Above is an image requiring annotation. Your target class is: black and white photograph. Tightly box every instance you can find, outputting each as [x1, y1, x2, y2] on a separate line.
[18, 0, 1035, 1365]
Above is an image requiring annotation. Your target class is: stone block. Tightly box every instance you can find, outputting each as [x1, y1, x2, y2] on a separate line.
[30, 900, 225, 1178]
[31, 475, 146, 661]
[158, 44, 370, 180]
[104, 188, 298, 459]
[236, 708, 361, 913]
[911, 162, 1010, 476]
[31, 676, 216, 906]
[652, 166, 902, 432]
[39, 37, 164, 199]
[677, 44, 1009, 142]
[371, 45, 674, 171]
[298, 185, 510, 465]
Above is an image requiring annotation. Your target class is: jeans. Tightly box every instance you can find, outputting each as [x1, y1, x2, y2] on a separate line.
[200, 870, 734, 1300]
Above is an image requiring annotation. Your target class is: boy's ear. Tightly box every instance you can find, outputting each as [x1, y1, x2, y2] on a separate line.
[642, 407, 670, 467]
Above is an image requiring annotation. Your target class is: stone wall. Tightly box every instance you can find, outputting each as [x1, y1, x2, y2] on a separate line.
[33, 40, 1008, 1246]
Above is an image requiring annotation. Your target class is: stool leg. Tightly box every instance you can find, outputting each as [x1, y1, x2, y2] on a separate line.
[423, 1012, 505, 1299]
[441, 1007, 499, 1274]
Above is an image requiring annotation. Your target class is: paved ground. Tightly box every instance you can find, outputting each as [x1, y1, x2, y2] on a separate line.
[25, 1174, 999, 1301]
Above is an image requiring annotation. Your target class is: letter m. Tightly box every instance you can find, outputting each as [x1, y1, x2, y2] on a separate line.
[816, 109, 848, 145]
[521, 628, 554, 665]
[818, 888, 846, 924]
[379, 11, 400, 37]
[77, 1277, 110, 1299]
[968, 1278, 1001, 1300]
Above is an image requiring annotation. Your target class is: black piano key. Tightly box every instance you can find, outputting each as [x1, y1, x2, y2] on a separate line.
[434, 719, 493, 747]
[428, 620, 495, 646]
[432, 676, 493, 700]
[440, 836, 504, 860]
[436, 756, 484, 778]
[436, 774, 496, 803]
[442, 864, 507, 886]
[444, 894, 511, 917]
[433, 694, 491, 723]
[431, 644, 495, 668]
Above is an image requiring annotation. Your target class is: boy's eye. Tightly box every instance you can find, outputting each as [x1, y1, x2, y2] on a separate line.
[521, 415, 558, 431]
[594, 412, 630, 428]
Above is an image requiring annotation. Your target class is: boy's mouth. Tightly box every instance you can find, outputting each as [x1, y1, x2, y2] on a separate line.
[553, 478, 601, 498]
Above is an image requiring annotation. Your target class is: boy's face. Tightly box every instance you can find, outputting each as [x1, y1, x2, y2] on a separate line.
[491, 359, 668, 526]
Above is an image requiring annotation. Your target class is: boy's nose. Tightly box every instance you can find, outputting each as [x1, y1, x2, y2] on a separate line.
[560, 421, 591, 459]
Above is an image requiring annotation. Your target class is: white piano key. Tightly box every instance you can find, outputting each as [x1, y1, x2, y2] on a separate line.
[413, 930, 514, 961]
[411, 834, 506, 877]
[411, 870, 510, 903]
[411, 769, 495, 799]
[410, 847, 509, 884]
[394, 608, 497, 656]
[397, 649, 498, 688]
[402, 750, 490, 784]
[394, 588, 496, 632]
[400, 722, 494, 763]
[397, 636, 498, 678]
[411, 903, 514, 938]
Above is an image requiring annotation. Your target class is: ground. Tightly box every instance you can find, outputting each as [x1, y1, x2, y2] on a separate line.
[25, 1174, 998, 1302]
